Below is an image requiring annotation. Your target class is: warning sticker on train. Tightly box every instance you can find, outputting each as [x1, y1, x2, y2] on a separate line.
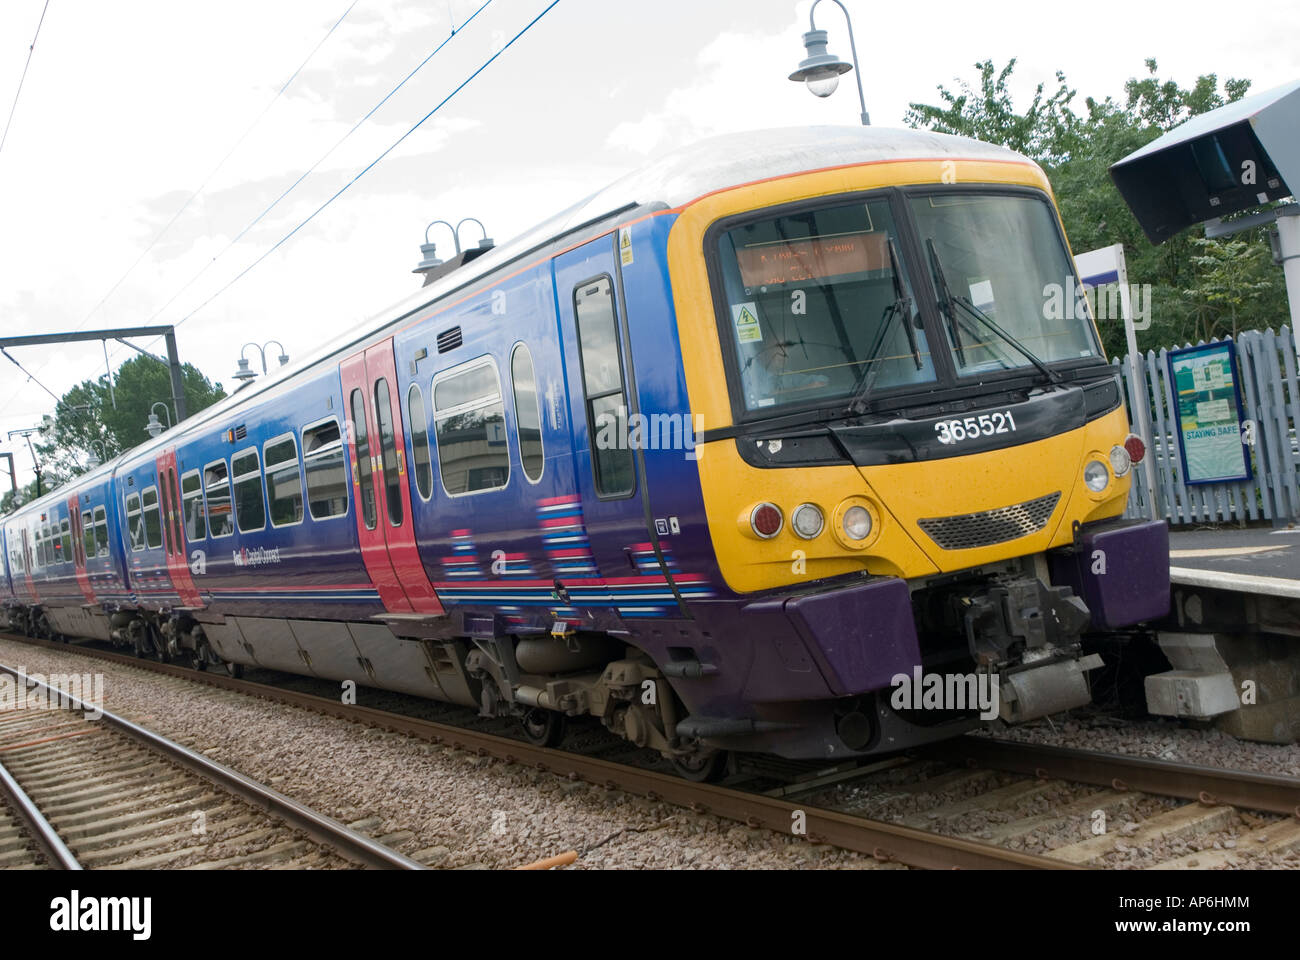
[619, 227, 633, 265]
[732, 303, 762, 342]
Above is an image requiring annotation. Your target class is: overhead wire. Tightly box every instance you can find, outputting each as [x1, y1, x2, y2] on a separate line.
[129, 0, 494, 335]
[120, 0, 557, 361]
[0, 0, 52, 159]
[1, 0, 362, 415]
[72, 0, 365, 334]
[1, 348, 61, 404]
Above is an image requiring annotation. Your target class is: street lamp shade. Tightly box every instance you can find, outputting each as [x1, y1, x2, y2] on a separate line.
[788, 29, 853, 98]
[144, 413, 164, 438]
[413, 242, 444, 274]
[232, 356, 256, 383]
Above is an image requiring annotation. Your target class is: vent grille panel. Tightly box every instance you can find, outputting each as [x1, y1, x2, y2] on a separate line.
[917, 492, 1061, 551]
[436, 326, 462, 353]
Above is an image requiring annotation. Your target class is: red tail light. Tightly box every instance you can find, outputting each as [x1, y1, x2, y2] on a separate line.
[1124, 434, 1146, 464]
[750, 502, 783, 539]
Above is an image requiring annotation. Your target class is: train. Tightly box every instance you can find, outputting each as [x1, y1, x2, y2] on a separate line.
[0, 126, 1170, 780]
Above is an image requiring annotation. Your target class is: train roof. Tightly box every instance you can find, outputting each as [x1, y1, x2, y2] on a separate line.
[3, 126, 1033, 521]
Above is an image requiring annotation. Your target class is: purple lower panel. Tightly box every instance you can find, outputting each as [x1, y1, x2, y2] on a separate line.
[1049, 518, 1170, 629]
[744, 577, 921, 698]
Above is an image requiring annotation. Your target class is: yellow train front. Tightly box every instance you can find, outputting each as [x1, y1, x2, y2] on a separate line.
[647, 127, 1169, 767]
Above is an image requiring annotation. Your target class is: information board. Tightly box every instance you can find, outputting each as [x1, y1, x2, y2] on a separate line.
[1166, 340, 1252, 485]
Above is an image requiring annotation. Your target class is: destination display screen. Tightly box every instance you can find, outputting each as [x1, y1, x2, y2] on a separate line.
[734, 230, 886, 287]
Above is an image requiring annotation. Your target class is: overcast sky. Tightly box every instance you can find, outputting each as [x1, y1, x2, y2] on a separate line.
[1, 0, 1297, 489]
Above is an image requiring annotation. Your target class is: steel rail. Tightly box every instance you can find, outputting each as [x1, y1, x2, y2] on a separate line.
[925, 735, 1300, 818]
[0, 634, 1071, 869]
[0, 659, 424, 870]
[0, 752, 81, 869]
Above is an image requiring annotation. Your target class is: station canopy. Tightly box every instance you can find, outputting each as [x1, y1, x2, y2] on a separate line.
[1110, 78, 1300, 244]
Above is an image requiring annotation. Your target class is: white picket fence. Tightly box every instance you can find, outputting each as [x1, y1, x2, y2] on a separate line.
[1114, 326, 1300, 526]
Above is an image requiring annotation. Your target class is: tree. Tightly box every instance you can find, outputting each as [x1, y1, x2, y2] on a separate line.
[902, 58, 1080, 164]
[906, 59, 1288, 357]
[12, 356, 226, 509]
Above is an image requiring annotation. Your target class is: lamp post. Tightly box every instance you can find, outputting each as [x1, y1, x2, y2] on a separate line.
[86, 439, 111, 469]
[413, 218, 495, 283]
[7, 428, 42, 499]
[787, 0, 870, 125]
[144, 402, 171, 439]
[232, 340, 290, 385]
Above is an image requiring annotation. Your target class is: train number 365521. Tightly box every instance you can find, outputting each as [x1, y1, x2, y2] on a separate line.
[934, 411, 1018, 444]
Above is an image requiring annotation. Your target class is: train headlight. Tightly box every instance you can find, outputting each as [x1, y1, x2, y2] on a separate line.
[1108, 444, 1132, 477]
[791, 503, 824, 539]
[842, 506, 872, 540]
[1123, 434, 1146, 464]
[830, 498, 881, 550]
[1084, 459, 1110, 492]
[749, 502, 784, 539]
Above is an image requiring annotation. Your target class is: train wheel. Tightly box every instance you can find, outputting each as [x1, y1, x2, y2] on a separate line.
[224, 660, 243, 679]
[671, 749, 727, 783]
[519, 708, 566, 748]
[185, 643, 207, 671]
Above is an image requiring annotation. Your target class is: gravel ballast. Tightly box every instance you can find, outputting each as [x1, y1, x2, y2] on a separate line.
[0, 638, 882, 870]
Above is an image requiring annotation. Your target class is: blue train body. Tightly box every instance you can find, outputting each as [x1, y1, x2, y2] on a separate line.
[0, 128, 1172, 774]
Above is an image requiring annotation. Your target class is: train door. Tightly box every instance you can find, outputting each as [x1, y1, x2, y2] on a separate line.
[552, 234, 682, 612]
[340, 339, 445, 616]
[66, 494, 96, 605]
[20, 527, 38, 603]
[155, 450, 204, 609]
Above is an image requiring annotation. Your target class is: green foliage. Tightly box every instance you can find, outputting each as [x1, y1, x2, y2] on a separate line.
[902, 58, 1079, 164]
[3, 355, 226, 511]
[906, 58, 1289, 357]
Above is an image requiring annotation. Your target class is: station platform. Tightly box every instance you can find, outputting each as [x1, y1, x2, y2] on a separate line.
[1167, 526, 1300, 599]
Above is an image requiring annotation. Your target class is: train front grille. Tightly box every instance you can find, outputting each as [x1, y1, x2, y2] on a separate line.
[917, 492, 1062, 551]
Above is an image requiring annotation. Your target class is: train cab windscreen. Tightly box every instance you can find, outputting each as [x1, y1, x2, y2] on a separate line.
[715, 196, 936, 413]
[908, 192, 1100, 378]
[713, 190, 1101, 416]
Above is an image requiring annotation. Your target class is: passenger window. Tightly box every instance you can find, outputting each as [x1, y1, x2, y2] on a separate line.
[432, 358, 509, 496]
[407, 384, 433, 500]
[351, 390, 377, 530]
[60, 517, 72, 564]
[204, 461, 234, 538]
[302, 419, 348, 520]
[510, 343, 544, 483]
[82, 510, 95, 560]
[374, 379, 403, 526]
[142, 488, 163, 550]
[93, 506, 108, 557]
[574, 278, 634, 497]
[181, 471, 206, 540]
[264, 435, 304, 527]
[232, 449, 266, 533]
[126, 494, 144, 551]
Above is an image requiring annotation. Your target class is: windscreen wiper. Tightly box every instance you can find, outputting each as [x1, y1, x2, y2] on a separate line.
[948, 293, 1063, 385]
[926, 238, 965, 367]
[925, 240, 1063, 386]
[844, 238, 921, 414]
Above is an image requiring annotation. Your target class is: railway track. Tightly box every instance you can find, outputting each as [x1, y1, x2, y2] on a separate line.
[0, 660, 424, 870]
[5, 631, 1298, 869]
[0, 632, 1068, 869]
